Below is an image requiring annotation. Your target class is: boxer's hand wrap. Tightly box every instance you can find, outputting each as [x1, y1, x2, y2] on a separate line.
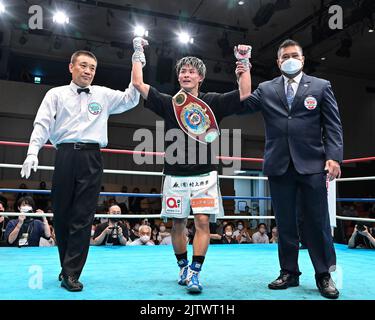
[234, 45, 252, 71]
[132, 37, 149, 67]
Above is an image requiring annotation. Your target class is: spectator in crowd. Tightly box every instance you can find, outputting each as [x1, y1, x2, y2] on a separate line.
[131, 222, 141, 239]
[141, 218, 151, 227]
[5, 196, 51, 247]
[107, 197, 117, 208]
[270, 226, 279, 244]
[92, 204, 129, 246]
[246, 206, 258, 230]
[160, 233, 173, 245]
[122, 220, 137, 239]
[40, 225, 56, 246]
[348, 224, 375, 249]
[158, 221, 171, 241]
[215, 220, 226, 236]
[209, 222, 222, 244]
[233, 220, 252, 244]
[45, 206, 54, 225]
[340, 205, 357, 241]
[128, 224, 155, 246]
[151, 225, 162, 245]
[90, 224, 97, 245]
[0, 192, 8, 209]
[34, 181, 51, 212]
[115, 185, 129, 214]
[252, 223, 270, 244]
[98, 205, 109, 224]
[93, 205, 108, 225]
[0, 200, 9, 244]
[221, 223, 238, 244]
[14, 183, 30, 211]
[129, 187, 143, 214]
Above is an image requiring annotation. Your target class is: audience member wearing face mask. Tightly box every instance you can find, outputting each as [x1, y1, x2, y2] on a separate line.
[5, 196, 51, 247]
[221, 223, 238, 244]
[128, 225, 155, 246]
[233, 220, 252, 244]
[252, 223, 270, 244]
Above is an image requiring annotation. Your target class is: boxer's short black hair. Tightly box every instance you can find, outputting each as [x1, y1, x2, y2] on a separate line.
[175, 56, 206, 79]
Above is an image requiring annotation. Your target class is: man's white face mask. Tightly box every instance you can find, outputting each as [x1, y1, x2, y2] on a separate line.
[140, 235, 150, 243]
[280, 58, 303, 77]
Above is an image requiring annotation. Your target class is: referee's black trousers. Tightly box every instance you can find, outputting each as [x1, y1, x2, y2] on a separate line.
[52, 144, 102, 278]
[268, 163, 336, 277]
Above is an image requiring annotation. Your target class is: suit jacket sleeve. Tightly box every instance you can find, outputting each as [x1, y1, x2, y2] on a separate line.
[241, 85, 262, 114]
[321, 81, 343, 163]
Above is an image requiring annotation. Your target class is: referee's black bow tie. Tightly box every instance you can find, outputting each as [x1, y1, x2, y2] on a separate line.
[77, 88, 90, 94]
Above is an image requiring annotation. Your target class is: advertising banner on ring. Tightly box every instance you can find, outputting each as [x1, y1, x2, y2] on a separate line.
[172, 89, 220, 144]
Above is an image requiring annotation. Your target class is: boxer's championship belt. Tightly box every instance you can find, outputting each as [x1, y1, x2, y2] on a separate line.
[172, 90, 220, 144]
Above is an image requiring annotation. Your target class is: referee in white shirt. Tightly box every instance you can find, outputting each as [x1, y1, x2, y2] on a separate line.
[20, 46, 144, 291]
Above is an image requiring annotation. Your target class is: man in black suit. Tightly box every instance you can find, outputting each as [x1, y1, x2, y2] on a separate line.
[239, 39, 343, 299]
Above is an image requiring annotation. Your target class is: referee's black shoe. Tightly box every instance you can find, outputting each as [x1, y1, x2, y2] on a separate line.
[61, 275, 83, 292]
[316, 274, 339, 299]
[268, 271, 300, 290]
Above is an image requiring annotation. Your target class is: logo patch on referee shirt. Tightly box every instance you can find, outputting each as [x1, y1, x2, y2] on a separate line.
[88, 102, 102, 115]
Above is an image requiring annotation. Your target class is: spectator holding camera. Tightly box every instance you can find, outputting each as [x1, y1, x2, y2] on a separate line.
[128, 225, 155, 246]
[5, 196, 51, 247]
[348, 224, 375, 249]
[252, 223, 270, 244]
[92, 204, 128, 246]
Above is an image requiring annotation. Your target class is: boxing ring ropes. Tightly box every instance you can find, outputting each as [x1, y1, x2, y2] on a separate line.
[0, 140, 374, 225]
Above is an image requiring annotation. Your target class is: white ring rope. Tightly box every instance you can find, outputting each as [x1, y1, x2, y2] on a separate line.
[1, 163, 374, 182]
[1, 212, 375, 223]
[0, 163, 268, 180]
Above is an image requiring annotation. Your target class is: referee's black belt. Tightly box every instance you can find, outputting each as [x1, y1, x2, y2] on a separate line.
[57, 143, 100, 150]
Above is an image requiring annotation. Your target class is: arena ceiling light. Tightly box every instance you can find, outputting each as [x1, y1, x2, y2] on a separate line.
[178, 31, 194, 44]
[53, 11, 70, 24]
[0, 3, 5, 14]
[134, 25, 149, 37]
[238, 1, 245, 5]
